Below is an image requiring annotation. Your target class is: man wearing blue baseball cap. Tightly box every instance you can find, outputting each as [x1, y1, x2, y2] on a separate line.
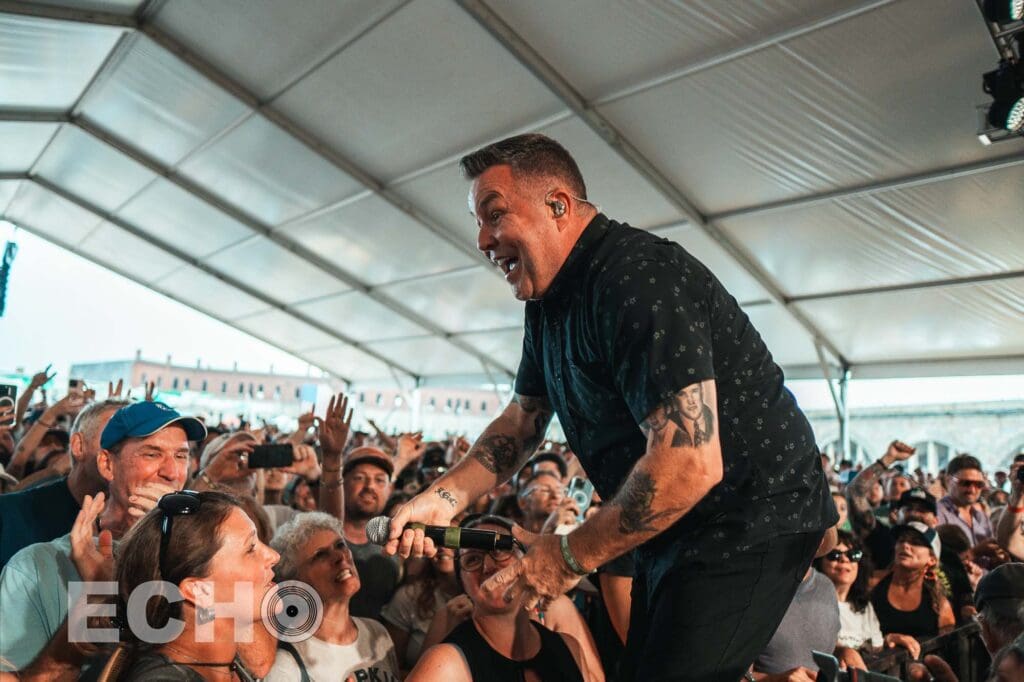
[0, 402, 205, 671]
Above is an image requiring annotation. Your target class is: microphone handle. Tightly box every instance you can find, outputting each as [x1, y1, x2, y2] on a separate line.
[409, 524, 515, 551]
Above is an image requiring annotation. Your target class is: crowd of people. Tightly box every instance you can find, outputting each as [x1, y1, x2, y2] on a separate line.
[0, 373, 1023, 681]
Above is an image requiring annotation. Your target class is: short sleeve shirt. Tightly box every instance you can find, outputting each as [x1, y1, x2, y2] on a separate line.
[0, 476, 79, 571]
[515, 215, 836, 570]
[265, 617, 400, 682]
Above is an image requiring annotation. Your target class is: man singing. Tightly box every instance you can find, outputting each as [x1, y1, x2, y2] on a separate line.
[387, 134, 836, 680]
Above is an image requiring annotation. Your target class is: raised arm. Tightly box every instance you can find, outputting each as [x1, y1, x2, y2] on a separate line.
[846, 441, 915, 534]
[996, 460, 1024, 560]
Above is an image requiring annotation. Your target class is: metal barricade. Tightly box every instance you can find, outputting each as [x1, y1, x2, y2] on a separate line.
[863, 623, 991, 681]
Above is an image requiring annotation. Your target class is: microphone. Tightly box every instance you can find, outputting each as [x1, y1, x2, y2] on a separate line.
[365, 516, 515, 551]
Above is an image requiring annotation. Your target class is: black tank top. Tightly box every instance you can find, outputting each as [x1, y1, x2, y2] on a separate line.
[870, 573, 939, 638]
[444, 618, 584, 682]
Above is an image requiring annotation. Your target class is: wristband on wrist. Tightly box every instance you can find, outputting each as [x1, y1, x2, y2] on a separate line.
[1009, 505, 1024, 513]
[559, 533, 589, 576]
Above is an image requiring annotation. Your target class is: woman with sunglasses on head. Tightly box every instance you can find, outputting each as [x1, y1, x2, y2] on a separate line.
[869, 522, 955, 649]
[115, 490, 280, 681]
[407, 515, 587, 682]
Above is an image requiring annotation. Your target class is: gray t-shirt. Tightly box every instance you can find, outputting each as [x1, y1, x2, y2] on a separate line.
[347, 538, 402, 621]
[756, 569, 840, 674]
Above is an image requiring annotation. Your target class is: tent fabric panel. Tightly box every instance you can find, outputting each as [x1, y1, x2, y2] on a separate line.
[796, 280, 1024, 364]
[116, 179, 253, 259]
[719, 165, 1024, 298]
[655, 224, 770, 305]
[0, 14, 123, 110]
[371, 335, 485, 377]
[4, 182, 101, 245]
[32, 0, 141, 12]
[272, 0, 565, 182]
[233, 308, 342, 354]
[34, 125, 157, 212]
[278, 193, 478, 287]
[743, 303, 820, 367]
[0, 122, 59, 172]
[0, 180, 24, 215]
[177, 114, 364, 227]
[153, 265, 270, 322]
[454, 328, 525, 377]
[79, 35, 248, 166]
[301, 343, 394, 383]
[598, 0, 1015, 215]
[203, 236, 350, 305]
[77, 220, 186, 284]
[151, 0, 405, 102]
[377, 267, 524, 334]
[293, 291, 428, 343]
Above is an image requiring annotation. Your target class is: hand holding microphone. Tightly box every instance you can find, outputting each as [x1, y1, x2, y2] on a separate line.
[382, 488, 462, 558]
[366, 516, 517, 551]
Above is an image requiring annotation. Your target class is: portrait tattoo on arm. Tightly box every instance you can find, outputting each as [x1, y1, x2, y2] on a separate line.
[435, 487, 458, 509]
[640, 380, 716, 449]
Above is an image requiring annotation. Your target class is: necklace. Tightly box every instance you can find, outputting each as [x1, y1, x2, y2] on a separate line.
[161, 644, 237, 679]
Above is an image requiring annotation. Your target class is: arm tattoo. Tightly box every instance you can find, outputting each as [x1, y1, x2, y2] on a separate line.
[471, 434, 520, 475]
[435, 487, 458, 509]
[513, 394, 553, 454]
[846, 462, 884, 532]
[640, 382, 715, 448]
[611, 470, 677, 535]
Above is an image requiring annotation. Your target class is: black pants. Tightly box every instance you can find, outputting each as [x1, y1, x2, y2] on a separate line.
[619, 531, 823, 682]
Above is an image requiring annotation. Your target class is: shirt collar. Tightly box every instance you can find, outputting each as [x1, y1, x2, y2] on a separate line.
[542, 213, 609, 301]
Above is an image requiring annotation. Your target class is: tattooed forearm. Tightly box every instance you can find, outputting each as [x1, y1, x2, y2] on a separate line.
[846, 462, 885, 531]
[471, 434, 520, 475]
[640, 381, 716, 448]
[435, 487, 458, 509]
[611, 470, 678, 535]
[513, 394, 554, 454]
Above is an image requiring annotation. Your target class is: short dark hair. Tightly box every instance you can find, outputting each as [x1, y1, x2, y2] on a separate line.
[460, 133, 587, 199]
[530, 451, 568, 479]
[947, 454, 983, 477]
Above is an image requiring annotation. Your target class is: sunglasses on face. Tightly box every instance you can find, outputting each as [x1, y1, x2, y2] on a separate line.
[158, 490, 201, 581]
[954, 478, 985, 490]
[824, 549, 863, 563]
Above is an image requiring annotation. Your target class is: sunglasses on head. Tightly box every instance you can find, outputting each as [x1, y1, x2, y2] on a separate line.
[824, 549, 863, 563]
[158, 490, 201, 581]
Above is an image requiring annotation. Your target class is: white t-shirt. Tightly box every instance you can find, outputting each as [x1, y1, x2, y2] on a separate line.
[380, 584, 447, 669]
[837, 600, 884, 649]
[265, 617, 400, 682]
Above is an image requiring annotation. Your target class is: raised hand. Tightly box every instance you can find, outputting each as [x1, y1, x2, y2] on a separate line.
[397, 432, 427, 468]
[317, 393, 353, 459]
[70, 492, 114, 583]
[107, 379, 125, 399]
[144, 381, 156, 401]
[29, 365, 55, 389]
[127, 482, 179, 518]
[881, 440, 915, 467]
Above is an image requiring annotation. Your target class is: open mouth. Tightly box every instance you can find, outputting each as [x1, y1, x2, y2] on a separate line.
[495, 257, 520, 279]
[335, 568, 354, 583]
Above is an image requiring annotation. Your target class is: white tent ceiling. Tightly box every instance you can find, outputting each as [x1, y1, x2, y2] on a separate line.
[1, 0, 1023, 388]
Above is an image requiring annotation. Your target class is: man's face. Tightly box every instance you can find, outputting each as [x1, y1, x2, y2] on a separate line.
[680, 384, 703, 421]
[532, 460, 563, 483]
[951, 468, 986, 505]
[471, 164, 567, 301]
[343, 463, 391, 521]
[519, 472, 564, 518]
[888, 476, 912, 502]
[100, 426, 190, 508]
[898, 503, 937, 528]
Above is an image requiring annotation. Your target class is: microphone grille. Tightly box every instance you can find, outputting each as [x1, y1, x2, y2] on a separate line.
[365, 516, 392, 545]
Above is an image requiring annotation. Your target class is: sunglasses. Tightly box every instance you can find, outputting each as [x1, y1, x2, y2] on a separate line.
[824, 549, 863, 563]
[158, 490, 202, 581]
[954, 478, 985, 489]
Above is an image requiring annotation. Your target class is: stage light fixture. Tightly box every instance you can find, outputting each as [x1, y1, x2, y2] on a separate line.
[983, 61, 1024, 131]
[983, 0, 1024, 23]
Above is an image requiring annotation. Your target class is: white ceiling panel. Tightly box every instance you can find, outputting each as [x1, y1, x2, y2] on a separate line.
[454, 328, 525, 375]
[152, 0, 405, 101]
[33, 0, 141, 12]
[279, 193, 478, 286]
[377, 267, 524, 333]
[78, 221, 185, 284]
[80, 35, 248, 166]
[117, 179, 252, 258]
[599, 0, 1018, 214]
[0, 123, 58, 172]
[0, 180, 22, 214]
[233, 308, 342, 352]
[743, 303, 818, 367]
[302, 344, 394, 382]
[273, 0, 564, 181]
[654, 224, 770, 304]
[204, 236, 350, 304]
[0, 14, 123, 110]
[152, 266, 270, 321]
[178, 114, 364, 226]
[372, 336, 483, 377]
[4, 182, 101, 244]
[488, 0, 868, 101]
[391, 161, 489, 248]
[35, 125, 156, 212]
[293, 291, 427, 342]
[796, 280, 1024, 363]
[720, 164, 1024, 298]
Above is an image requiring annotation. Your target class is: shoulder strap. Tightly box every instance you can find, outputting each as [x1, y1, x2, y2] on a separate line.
[278, 641, 310, 682]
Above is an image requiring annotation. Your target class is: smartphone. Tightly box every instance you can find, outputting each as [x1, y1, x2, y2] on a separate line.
[247, 443, 294, 469]
[566, 476, 595, 522]
[0, 384, 15, 426]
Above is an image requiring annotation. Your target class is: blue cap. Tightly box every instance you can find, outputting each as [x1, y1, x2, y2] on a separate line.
[100, 401, 207, 450]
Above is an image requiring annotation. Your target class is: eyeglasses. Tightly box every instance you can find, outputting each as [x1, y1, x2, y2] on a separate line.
[953, 478, 985, 490]
[158, 490, 201, 581]
[457, 544, 525, 572]
[521, 485, 562, 499]
[824, 549, 863, 563]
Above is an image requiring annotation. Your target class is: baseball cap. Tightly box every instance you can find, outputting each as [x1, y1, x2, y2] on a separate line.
[343, 446, 394, 477]
[100, 401, 206, 450]
[892, 521, 942, 557]
[896, 487, 938, 514]
[975, 563, 1024, 619]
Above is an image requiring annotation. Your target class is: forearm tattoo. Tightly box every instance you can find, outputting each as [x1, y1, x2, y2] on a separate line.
[471, 434, 520, 475]
[611, 470, 677, 535]
[640, 381, 716, 448]
[435, 487, 458, 509]
[846, 462, 885, 530]
[514, 394, 554, 454]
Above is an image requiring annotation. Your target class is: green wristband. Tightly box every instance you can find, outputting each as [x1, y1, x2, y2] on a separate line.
[560, 533, 589, 576]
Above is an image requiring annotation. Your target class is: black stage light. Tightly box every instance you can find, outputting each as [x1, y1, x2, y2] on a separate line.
[983, 61, 1024, 131]
[983, 0, 1024, 24]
